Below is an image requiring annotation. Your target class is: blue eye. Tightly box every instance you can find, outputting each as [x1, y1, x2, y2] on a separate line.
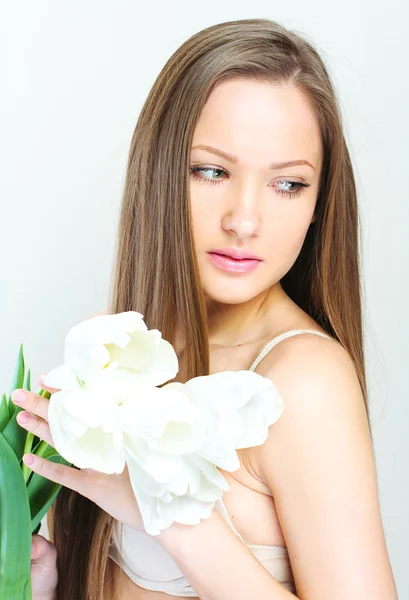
[274, 180, 310, 198]
[190, 166, 225, 184]
[189, 166, 310, 199]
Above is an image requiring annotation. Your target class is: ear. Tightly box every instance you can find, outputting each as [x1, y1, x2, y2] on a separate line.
[310, 212, 316, 224]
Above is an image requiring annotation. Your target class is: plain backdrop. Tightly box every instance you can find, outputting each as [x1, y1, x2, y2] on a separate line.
[1, 1, 408, 597]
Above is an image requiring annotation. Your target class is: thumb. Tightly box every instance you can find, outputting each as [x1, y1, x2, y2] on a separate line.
[31, 534, 57, 564]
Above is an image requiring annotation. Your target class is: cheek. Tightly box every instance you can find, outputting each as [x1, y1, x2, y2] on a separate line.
[190, 193, 220, 247]
[190, 184, 316, 280]
[264, 213, 313, 275]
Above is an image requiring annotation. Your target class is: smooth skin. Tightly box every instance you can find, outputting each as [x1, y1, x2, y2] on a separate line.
[15, 79, 398, 599]
[30, 532, 58, 600]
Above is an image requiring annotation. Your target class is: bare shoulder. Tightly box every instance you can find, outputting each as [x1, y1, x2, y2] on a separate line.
[255, 330, 370, 485]
[252, 332, 397, 598]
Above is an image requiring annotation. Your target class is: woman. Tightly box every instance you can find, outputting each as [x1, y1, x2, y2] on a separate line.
[16, 18, 398, 600]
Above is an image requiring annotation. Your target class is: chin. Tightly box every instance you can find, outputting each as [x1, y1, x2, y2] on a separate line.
[202, 279, 267, 305]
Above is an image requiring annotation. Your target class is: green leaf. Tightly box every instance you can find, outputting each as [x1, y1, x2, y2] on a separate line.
[27, 389, 47, 456]
[2, 404, 28, 460]
[24, 368, 31, 393]
[0, 394, 9, 433]
[7, 344, 25, 409]
[0, 432, 32, 598]
[9, 344, 25, 394]
[27, 451, 70, 533]
[32, 521, 41, 535]
[2, 345, 28, 458]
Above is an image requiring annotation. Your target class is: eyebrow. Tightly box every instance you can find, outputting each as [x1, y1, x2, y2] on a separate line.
[191, 144, 316, 171]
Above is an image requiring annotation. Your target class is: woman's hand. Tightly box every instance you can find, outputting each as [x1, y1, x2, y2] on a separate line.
[31, 534, 58, 600]
[11, 378, 145, 533]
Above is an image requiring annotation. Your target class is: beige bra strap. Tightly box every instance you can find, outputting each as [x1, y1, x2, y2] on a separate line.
[248, 329, 334, 372]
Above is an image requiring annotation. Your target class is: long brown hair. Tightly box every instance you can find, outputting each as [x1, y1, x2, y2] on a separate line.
[49, 18, 369, 599]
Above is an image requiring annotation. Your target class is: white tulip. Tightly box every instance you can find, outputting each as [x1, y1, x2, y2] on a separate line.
[47, 371, 206, 475]
[43, 312, 180, 475]
[43, 311, 178, 389]
[122, 372, 283, 535]
[119, 384, 207, 456]
[126, 452, 230, 535]
[47, 379, 125, 473]
[43, 311, 285, 535]
[163, 371, 284, 471]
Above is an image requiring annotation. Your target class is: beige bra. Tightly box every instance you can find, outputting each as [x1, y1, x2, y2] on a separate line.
[107, 328, 334, 596]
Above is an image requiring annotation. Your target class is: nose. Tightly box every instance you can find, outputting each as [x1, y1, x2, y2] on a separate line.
[221, 179, 261, 240]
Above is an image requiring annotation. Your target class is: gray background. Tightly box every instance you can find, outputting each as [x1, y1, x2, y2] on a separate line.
[1, 1, 407, 596]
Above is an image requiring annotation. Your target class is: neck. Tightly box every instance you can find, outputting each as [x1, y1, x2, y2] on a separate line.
[206, 282, 287, 347]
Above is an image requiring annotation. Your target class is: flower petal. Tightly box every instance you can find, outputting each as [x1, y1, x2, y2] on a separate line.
[125, 448, 172, 497]
[124, 436, 186, 485]
[119, 384, 206, 455]
[48, 387, 125, 473]
[108, 329, 178, 386]
[184, 370, 275, 415]
[235, 383, 284, 448]
[187, 454, 230, 495]
[128, 479, 217, 536]
[198, 445, 241, 472]
[42, 365, 80, 390]
[183, 370, 284, 455]
[62, 311, 148, 380]
[158, 494, 216, 528]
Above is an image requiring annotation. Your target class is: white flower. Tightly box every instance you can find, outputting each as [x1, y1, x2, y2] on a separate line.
[44, 311, 180, 474]
[126, 452, 229, 535]
[43, 311, 178, 389]
[43, 311, 285, 535]
[164, 371, 284, 471]
[119, 384, 207, 457]
[47, 374, 207, 475]
[47, 379, 125, 473]
[123, 372, 283, 535]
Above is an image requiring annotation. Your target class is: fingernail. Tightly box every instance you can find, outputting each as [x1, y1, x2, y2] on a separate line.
[23, 453, 35, 465]
[12, 390, 26, 404]
[17, 411, 31, 424]
[39, 373, 48, 385]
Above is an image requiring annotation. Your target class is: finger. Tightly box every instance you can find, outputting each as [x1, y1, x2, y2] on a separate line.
[39, 373, 60, 394]
[16, 412, 54, 447]
[30, 535, 58, 598]
[23, 453, 104, 503]
[11, 389, 49, 421]
[31, 534, 57, 563]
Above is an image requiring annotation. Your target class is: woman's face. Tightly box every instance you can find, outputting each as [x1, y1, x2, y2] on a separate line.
[189, 78, 323, 305]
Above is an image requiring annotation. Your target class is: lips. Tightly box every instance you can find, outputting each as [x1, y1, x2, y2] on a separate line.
[209, 248, 261, 260]
[207, 251, 262, 274]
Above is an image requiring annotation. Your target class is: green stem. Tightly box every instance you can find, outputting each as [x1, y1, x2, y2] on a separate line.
[21, 433, 34, 484]
[22, 437, 51, 484]
[34, 440, 50, 459]
[22, 389, 52, 483]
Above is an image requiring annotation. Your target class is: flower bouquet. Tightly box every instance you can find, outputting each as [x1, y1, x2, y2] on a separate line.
[0, 311, 284, 598]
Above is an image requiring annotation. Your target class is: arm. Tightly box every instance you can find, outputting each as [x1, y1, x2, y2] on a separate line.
[255, 337, 398, 599]
[158, 337, 398, 600]
[158, 508, 297, 599]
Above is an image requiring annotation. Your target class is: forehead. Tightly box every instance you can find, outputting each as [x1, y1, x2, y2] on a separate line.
[192, 78, 322, 171]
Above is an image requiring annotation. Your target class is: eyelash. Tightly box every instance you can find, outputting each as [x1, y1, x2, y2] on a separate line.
[190, 166, 310, 199]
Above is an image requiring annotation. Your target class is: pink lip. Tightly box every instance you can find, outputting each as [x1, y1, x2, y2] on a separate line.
[210, 247, 261, 260]
[207, 252, 262, 274]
